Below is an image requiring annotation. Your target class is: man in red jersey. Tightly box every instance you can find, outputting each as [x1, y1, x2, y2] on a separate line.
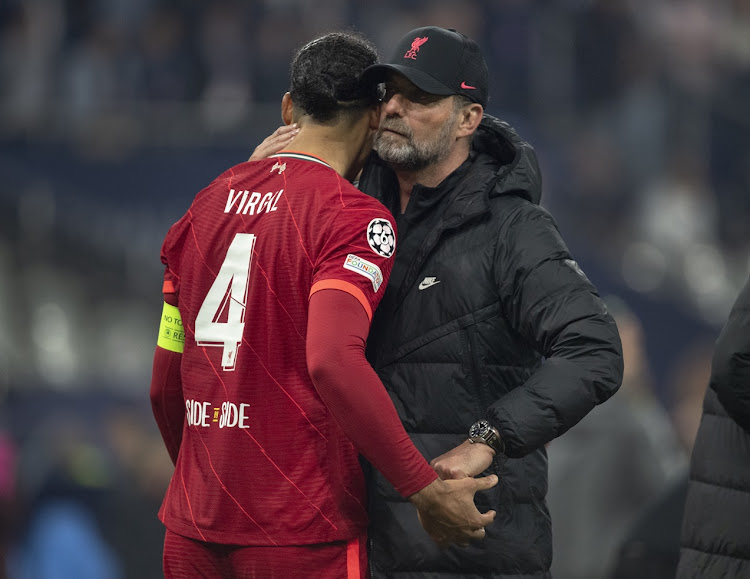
[150, 31, 497, 578]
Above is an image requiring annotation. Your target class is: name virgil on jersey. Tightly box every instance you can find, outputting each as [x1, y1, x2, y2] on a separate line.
[224, 188, 284, 216]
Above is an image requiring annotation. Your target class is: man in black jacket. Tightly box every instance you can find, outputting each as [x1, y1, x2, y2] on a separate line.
[357, 27, 624, 577]
[677, 275, 750, 578]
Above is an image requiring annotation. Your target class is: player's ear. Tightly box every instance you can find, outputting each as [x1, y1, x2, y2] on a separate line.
[281, 92, 294, 126]
[368, 105, 380, 131]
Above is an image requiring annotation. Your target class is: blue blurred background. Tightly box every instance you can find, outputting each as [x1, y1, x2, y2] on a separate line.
[0, 1, 748, 577]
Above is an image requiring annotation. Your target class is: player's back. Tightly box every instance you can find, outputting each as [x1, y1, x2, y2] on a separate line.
[158, 152, 395, 546]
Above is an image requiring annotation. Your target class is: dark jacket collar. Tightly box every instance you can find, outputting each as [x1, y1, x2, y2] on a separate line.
[474, 114, 542, 205]
[401, 154, 473, 224]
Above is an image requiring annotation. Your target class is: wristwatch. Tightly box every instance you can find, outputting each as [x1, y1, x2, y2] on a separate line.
[469, 420, 504, 454]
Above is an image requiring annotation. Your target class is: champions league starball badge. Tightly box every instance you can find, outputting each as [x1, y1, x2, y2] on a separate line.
[366, 218, 395, 258]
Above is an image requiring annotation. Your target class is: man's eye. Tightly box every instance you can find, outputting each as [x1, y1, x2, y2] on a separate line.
[381, 86, 396, 101]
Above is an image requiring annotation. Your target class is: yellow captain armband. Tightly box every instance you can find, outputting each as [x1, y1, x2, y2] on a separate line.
[157, 302, 185, 353]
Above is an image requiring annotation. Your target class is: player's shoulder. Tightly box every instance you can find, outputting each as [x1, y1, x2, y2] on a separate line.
[339, 188, 393, 220]
[185, 161, 247, 207]
[208, 159, 270, 190]
[161, 210, 191, 255]
[328, 176, 386, 209]
[294, 164, 388, 211]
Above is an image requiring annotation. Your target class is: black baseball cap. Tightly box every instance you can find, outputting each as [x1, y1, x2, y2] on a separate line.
[361, 26, 488, 107]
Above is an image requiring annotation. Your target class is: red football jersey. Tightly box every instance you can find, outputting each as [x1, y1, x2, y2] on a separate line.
[158, 152, 397, 546]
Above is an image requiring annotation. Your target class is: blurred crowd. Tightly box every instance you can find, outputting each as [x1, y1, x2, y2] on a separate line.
[0, 393, 170, 578]
[0, 0, 749, 577]
[1, 0, 750, 320]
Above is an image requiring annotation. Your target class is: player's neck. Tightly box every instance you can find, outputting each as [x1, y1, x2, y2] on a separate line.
[281, 126, 364, 182]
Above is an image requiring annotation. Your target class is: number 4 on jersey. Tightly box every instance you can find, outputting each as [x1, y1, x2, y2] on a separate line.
[195, 233, 256, 370]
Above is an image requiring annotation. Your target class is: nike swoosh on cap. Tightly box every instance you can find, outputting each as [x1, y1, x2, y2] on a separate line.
[461, 82, 476, 90]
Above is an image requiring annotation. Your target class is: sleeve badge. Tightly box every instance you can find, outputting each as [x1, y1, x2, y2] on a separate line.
[367, 218, 396, 258]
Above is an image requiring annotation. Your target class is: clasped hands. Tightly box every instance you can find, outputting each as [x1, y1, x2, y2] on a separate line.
[409, 439, 497, 548]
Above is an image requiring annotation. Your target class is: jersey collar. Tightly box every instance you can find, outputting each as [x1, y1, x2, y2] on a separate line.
[270, 151, 332, 169]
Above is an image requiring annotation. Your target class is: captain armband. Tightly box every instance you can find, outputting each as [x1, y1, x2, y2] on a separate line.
[157, 302, 185, 353]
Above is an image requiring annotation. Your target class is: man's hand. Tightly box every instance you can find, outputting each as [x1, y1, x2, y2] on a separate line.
[248, 124, 299, 161]
[430, 439, 495, 480]
[409, 475, 497, 548]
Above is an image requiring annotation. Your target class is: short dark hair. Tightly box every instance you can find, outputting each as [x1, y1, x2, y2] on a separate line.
[453, 94, 473, 112]
[289, 31, 380, 122]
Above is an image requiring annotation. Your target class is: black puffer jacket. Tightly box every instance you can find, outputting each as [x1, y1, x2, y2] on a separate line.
[678, 275, 750, 578]
[359, 116, 624, 578]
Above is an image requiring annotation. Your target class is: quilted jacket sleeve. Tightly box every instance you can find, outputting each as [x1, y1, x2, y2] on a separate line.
[487, 201, 624, 457]
[711, 275, 750, 434]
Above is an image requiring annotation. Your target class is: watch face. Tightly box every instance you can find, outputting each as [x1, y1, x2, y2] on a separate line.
[470, 420, 490, 439]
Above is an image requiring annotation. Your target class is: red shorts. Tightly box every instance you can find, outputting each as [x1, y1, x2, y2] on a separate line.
[163, 529, 368, 579]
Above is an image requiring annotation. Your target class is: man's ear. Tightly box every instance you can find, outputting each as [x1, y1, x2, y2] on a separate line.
[281, 92, 294, 126]
[456, 103, 483, 138]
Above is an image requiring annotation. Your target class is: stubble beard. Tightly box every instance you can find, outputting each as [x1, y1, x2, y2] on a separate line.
[374, 117, 455, 171]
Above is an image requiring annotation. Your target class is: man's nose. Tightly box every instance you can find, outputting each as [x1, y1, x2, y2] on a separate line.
[382, 92, 407, 116]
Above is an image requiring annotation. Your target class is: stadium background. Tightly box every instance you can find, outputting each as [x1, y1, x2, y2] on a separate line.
[0, 0, 748, 577]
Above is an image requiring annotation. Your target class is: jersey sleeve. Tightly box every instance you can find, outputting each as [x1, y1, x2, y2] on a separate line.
[160, 216, 191, 303]
[152, 220, 188, 464]
[307, 289, 437, 497]
[310, 200, 396, 320]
